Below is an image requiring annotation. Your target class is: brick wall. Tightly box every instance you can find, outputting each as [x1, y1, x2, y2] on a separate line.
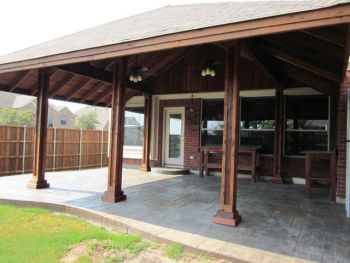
[336, 71, 350, 199]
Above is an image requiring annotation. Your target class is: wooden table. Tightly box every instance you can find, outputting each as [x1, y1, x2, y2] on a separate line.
[303, 151, 336, 201]
[199, 145, 261, 181]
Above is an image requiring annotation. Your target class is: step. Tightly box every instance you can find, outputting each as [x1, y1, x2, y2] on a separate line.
[152, 167, 189, 175]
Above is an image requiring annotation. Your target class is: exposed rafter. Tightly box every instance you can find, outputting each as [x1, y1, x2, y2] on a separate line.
[93, 85, 112, 105]
[8, 70, 30, 92]
[49, 74, 75, 97]
[66, 78, 92, 101]
[80, 82, 105, 103]
[157, 46, 200, 75]
[243, 40, 281, 85]
[302, 28, 346, 48]
[262, 45, 340, 83]
[57, 63, 112, 83]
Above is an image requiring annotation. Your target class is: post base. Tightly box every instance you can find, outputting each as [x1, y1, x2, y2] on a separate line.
[101, 190, 126, 203]
[213, 210, 241, 227]
[27, 179, 50, 189]
[139, 164, 151, 172]
[271, 176, 283, 184]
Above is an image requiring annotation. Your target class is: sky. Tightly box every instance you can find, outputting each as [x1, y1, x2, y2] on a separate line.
[0, 0, 247, 112]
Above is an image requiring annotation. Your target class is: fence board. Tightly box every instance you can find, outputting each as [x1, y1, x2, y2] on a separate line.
[0, 125, 109, 176]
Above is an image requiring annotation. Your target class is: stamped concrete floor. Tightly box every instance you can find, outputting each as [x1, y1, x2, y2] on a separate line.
[0, 168, 349, 263]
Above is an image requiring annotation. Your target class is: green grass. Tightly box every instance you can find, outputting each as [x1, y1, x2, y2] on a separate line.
[0, 205, 140, 263]
[165, 243, 184, 260]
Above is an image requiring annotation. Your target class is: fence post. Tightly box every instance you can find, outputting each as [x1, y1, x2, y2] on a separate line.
[22, 125, 26, 174]
[100, 129, 104, 167]
[79, 129, 83, 170]
[52, 127, 57, 172]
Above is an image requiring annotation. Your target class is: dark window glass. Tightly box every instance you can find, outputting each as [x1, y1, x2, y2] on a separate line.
[201, 99, 224, 146]
[60, 116, 67, 126]
[48, 116, 53, 127]
[240, 97, 275, 154]
[124, 108, 144, 146]
[285, 96, 329, 155]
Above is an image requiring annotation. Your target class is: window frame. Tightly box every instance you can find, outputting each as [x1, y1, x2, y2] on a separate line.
[200, 99, 224, 147]
[283, 95, 330, 157]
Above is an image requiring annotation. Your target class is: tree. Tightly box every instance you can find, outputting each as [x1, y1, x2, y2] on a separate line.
[0, 108, 34, 126]
[75, 111, 99, 130]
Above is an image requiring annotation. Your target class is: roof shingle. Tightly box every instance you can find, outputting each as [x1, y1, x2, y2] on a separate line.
[0, 0, 348, 65]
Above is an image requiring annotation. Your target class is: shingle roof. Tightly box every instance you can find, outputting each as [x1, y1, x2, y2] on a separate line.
[0, 0, 348, 65]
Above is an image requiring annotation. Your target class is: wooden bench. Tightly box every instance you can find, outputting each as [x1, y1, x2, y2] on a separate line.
[303, 151, 337, 201]
[199, 145, 261, 181]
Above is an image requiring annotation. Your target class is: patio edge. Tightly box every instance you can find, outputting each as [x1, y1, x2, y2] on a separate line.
[0, 198, 313, 263]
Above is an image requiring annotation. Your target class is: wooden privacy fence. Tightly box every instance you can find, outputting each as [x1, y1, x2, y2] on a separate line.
[0, 125, 109, 176]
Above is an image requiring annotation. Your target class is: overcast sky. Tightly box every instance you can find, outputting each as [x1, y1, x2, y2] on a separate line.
[0, 0, 253, 111]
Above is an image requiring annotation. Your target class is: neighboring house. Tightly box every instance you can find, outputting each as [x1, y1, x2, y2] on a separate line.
[49, 105, 75, 128]
[0, 91, 76, 128]
[75, 106, 110, 130]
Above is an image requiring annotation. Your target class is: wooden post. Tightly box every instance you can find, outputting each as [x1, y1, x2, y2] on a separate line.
[213, 43, 241, 227]
[102, 58, 127, 203]
[272, 86, 284, 183]
[27, 69, 50, 189]
[140, 93, 152, 172]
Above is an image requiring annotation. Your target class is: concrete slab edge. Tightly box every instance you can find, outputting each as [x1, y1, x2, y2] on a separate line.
[0, 198, 313, 263]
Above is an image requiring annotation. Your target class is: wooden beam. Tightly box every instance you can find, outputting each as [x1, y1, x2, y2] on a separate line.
[140, 93, 152, 172]
[282, 63, 338, 96]
[263, 45, 340, 82]
[243, 41, 281, 85]
[142, 49, 186, 80]
[49, 74, 75, 97]
[58, 63, 112, 83]
[58, 63, 151, 94]
[66, 78, 92, 100]
[272, 86, 284, 183]
[213, 43, 241, 227]
[302, 28, 346, 48]
[1, 4, 350, 74]
[8, 70, 30, 92]
[269, 32, 344, 60]
[93, 84, 112, 105]
[157, 46, 199, 75]
[27, 68, 50, 189]
[102, 57, 128, 203]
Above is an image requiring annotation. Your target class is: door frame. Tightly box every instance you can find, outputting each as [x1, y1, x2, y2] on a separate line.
[163, 107, 185, 167]
[346, 89, 350, 217]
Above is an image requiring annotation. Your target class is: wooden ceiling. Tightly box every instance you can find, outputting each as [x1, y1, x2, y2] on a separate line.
[0, 24, 348, 107]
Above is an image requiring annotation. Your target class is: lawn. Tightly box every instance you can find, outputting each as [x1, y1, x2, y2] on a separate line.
[0, 205, 233, 263]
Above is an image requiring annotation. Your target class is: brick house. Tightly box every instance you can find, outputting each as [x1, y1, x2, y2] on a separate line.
[0, 91, 76, 128]
[0, 1, 349, 225]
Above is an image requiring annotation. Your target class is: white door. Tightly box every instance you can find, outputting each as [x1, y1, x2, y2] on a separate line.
[346, 89, 350, 218]
[164, 107, 185, 167]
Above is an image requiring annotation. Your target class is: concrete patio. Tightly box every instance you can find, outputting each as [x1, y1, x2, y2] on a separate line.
[0, 168, 349, 263]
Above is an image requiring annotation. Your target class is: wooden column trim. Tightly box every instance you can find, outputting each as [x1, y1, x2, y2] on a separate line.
[272, 86, 284, 183]
[140, 93, 152, 172]
[213, 43, 241, 227]
[101, 58, 128, 203]
[27, 68, 50, 189]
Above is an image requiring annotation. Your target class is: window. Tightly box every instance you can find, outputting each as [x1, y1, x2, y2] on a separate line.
[124, 108, 144, 146]
[60, 116, 67, 126]
[285, 96, 329, 155]
[48, 116, 53, 127]
[201, 99, 224, 146]
[240, 97, 275, 154]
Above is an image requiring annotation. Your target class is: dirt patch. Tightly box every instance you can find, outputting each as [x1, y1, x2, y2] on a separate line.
[61, 239, 236, 263]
